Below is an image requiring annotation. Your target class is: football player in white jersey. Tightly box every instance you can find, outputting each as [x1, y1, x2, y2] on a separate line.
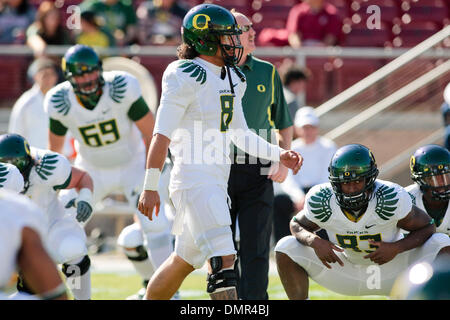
[275, 144, 450, 299]
[0, 189, 67, 300]
[406, 144, 450, 236]
[138, 3, 303, 300]
[0, 133, 93, 300]
[45, 44, 174, 298]
[0, 162, 24, 192]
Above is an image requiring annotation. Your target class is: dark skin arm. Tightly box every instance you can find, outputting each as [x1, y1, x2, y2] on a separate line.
[18, 227, 67, 300]
[290, 211, 344, 269]
[364, 205, 435, 265]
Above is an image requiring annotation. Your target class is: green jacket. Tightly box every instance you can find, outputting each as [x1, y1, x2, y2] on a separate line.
[239, 54, 292, 144]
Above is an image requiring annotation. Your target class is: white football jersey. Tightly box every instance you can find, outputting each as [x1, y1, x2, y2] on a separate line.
[304, 180, 412, 265]
[22, 147, 72, 222]
[0, 162, 24, 192]
[0, 189, 46, 288]
[155, 58, 278, 192]
[405, 183, 450, 235]
[44, 71, 145, 168]
[155, 58, 246, 191]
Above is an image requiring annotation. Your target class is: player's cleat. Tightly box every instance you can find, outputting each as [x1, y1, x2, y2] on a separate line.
[126, 280, 148, 300]
[126, 287, 147, 300]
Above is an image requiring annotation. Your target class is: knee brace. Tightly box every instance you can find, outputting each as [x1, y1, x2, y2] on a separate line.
[206, 256, 237, 294]
[126, 245, 149, 262]
[16, 272, 34, 295]
[117, 224, 144, 248]
[62, 255, 91, 278]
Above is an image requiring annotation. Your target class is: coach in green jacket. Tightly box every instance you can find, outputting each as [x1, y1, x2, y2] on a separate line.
[228, 10, 294, 300]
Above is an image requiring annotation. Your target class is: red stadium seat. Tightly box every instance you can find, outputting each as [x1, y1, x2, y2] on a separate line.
[343, 21, 392, 47]
[304, 58, 335, 104]
[205, 0, 251, 13]
[400, 0, 448, 25]
[335, 59, 383, 96]
[0, 57, 29, 100]
[393, 21, 440, 47]
[349, 0, 400, 23]
[326, 0, 350, 19]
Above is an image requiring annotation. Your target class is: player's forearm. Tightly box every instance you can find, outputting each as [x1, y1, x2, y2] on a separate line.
[230, 128, 281, 162]
[277, 126, 293, 149]
[146, 133, 170, 170]
[69, 167, 94, 192]
[394, 222, 435, 254]
[290, 217, 320, 247]
[48, 131, 65, 154]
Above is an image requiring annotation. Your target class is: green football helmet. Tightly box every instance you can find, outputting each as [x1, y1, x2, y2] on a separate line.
[328, 144, 379, 209]
[410, 144, 450, 201]
[182, 3, 243, 66]
[62, 44, 104, 101]
[0, 134, 33, 176]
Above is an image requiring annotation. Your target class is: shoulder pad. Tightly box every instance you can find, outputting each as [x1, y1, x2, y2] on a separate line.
[109, 73, 128, 103]
[176, 60, 207, 85]
[307, 184, 334, 223]
[32, 149, 71, 187]
[0, 163, 24, 192]
[105, 71, 141, 104]
[45, 82, 72, 116]
[374, 181, 402, 221]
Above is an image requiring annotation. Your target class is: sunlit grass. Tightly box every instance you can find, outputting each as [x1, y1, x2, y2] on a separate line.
[90, 272, 386, 300]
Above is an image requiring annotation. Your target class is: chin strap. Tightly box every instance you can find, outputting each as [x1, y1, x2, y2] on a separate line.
[222, 64, 246, 96]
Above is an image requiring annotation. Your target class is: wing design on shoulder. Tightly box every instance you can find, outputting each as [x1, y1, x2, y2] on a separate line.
[35, 154, 59, 181]
[109, 74, 127, 103]
[50, 88, 71, 116]
[309, 187, 333, 223]
[375, 185, 399, 220]
[178, 61, 207, 85]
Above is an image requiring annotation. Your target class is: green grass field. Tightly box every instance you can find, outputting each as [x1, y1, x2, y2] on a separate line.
[90, 272, 387, 300]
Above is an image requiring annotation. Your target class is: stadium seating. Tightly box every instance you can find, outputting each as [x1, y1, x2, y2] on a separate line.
[343, 21, 393, 47]
[1, 0, 448, 105]
[400, 0, 448, 26]
[392, 21, 441, 47]
[334, 58, 383, 95]
[0, 57, 30, 100]
[349, 0, 400, 23]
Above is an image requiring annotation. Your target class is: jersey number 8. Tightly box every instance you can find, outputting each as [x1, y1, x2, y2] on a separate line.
[220, 95, 234, 132]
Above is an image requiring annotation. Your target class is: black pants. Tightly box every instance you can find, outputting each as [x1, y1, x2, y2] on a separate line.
[228, 162, 274, 300]
[273, 190, 329, 244]
[273, 193, 295, 244]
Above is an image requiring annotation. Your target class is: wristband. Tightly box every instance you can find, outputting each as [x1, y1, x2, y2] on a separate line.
[143, 168, 160, 191]
[78, 188, 93, 204]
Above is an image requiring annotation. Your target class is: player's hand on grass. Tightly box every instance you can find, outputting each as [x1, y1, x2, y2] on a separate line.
[138, 190, 160, 221]
[363, 240, 400, 265]
[311, 237, 345, 269]
[280, 150, 303, 175]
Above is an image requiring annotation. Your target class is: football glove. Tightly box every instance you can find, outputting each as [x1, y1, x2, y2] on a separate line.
[65, 188, 93, 223]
